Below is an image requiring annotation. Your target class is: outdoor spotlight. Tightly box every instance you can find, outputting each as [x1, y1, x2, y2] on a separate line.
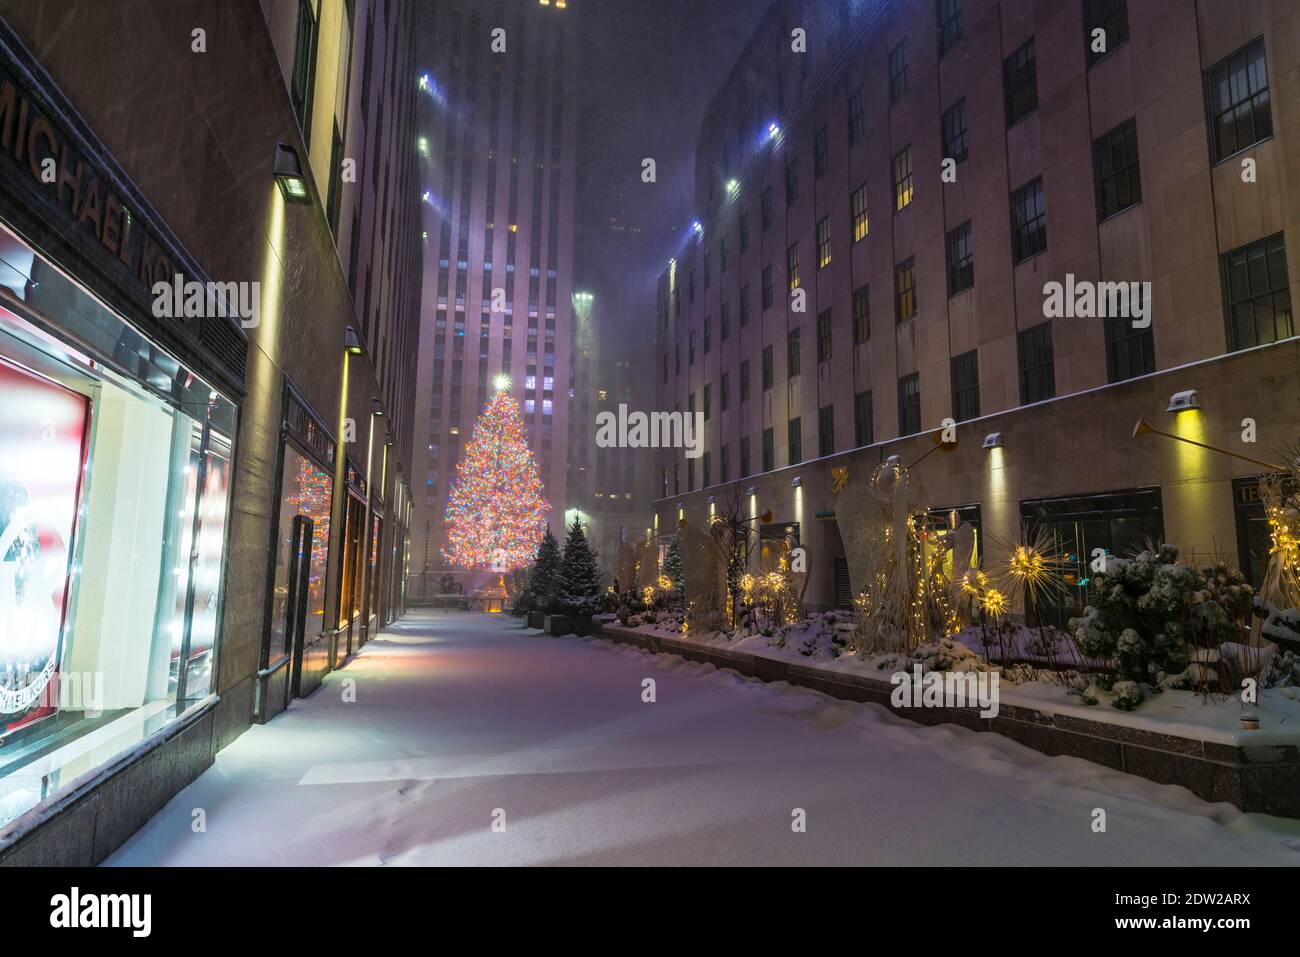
[982, 432, 1003, 449]
[273, 144, 311, 205]
[746, 486, 757, 497]
[768, 122, 780, 138]
[726, 179, 739, 194]
[418, 73, 430, 90]
[706, 495, 715, 504]
[371, 398, 385, 416]
[385, 434, 394, 447]
[1166, 389, 1201, 413]
[344, 326, 364, 356]
[790, 476, 802, 488]
[692, 221, 703, 235]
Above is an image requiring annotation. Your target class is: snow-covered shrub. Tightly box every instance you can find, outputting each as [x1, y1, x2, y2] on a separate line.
[1265, 650, 1300, 688]
[1110, 680, 1145, 711]
[1068, 544, 1253, 683]
[903, 637, 992, 674]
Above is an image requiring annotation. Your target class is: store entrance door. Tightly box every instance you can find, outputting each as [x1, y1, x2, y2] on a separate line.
[339, 491, 366, 660]
[286, 515, 314, 699]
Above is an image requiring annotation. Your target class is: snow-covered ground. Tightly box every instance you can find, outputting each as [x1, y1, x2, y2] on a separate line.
[106, 610, 1300, 865]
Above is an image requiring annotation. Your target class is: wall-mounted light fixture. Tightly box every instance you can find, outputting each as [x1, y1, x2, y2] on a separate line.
[746, 486, 757, 497]
[790, 476, 802, 488]
[344, 326, 364, 356]
[982, 432, 1003, 449]
[1166, 389, 1200, 413]
[706, 495, 715, 504]
[371, 398, 385, 417]
[273, 144, 311, 205]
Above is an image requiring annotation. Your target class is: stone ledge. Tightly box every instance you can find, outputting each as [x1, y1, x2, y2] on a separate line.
[593, 622, 1300, 817]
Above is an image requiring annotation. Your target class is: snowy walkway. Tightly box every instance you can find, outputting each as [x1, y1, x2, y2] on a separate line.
[108, 610, 1300, 865]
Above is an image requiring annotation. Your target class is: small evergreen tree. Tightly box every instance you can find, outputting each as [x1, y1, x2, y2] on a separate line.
[663, 534, 684, 591]
[557, 516, 603, 618]
[515, 527, 561, 614]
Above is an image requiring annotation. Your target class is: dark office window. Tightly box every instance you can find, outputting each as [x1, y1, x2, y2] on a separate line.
[893, 146, 914, 211]
[1094, 118, 1141, 220]
[761, 187, 774, 230]
[951, 349, 980, 421]
[721, 371, 730, 411]
[937, 0, 962, 57]
[851, 182, 869, 242]
[720, 445, 730, 483]
[720, 235, 729, 273]
[854, 390, 873, 447]
[788, 416, 803, 466]
[817, 308, 833, 363]
[326, 123, 344, 236]
[1018, 321, 1056, 403]
[785, 157, 799, 207]
[721, 302, 730, 341]
[704, 383, 711, 421]
[704, 317, 712, 354]
[1003, 38, 1038, 126]
[1204, 38, 1272, 163]
[740, 435, 751, 477]
[689, 329, 696, 365]
[1011, 177, 1047, 262]
[688, 458, 695, 492]
[740, 359, 751, 401]
[787, 327, 801, 378]
[816, 217, 832, 269]
[853, 284, 870, 344]
[941, 97, 968, 163]
[787, 243, 801, 291]
[762, 427, 775, 472]
[290, 0, 319, 133]
[946, 220, 974, 296]
[739, 209, 750, 253]
[1084, 0, 1128, 66]
[889, 40, 909, 104]
[663, 353, 669, 384]
[1105, 304, 1156, 383]
[814, 126, 829, 179]
[847, 85, 865, 143]
[1222, 234, 1292, 351]
[818, 405, 835, 457]
[761, 265, 774, 309]
[689, 269, 696, 302]
[898, 373, 921, 436]
[762, 344, 774, 390]
[740, 284, 751, 326]
[895, 257, 917, 323]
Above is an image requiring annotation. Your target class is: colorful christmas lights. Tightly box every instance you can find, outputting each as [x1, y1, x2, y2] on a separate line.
[442, 391, 548, 570]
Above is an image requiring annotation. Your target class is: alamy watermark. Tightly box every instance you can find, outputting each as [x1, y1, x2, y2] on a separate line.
[890, 666, 1000, 719]
[1042, 274, 1150, 328]
[595, 404, 704, 459]
[152, 273, 260, 328]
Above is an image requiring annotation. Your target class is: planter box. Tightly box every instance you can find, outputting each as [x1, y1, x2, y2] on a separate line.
[593, 620, 1300, 818]
[526, 611, 546, 630]
[544, 614, 573, 637]
[570, 616, 593, 637]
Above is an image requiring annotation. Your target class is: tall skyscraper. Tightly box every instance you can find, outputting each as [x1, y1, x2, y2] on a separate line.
[412, 0, 579, 593]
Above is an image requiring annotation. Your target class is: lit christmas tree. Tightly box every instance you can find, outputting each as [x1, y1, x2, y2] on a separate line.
[442, 385, 549, 570]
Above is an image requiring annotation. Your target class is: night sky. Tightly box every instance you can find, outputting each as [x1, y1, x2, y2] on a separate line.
[574, 0, 774, 377]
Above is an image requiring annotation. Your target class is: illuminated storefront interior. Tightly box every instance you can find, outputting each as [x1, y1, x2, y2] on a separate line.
[0, 223, 235, 827]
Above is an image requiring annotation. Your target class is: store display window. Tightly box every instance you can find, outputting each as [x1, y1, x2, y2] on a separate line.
[0, 224, 236, 827]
